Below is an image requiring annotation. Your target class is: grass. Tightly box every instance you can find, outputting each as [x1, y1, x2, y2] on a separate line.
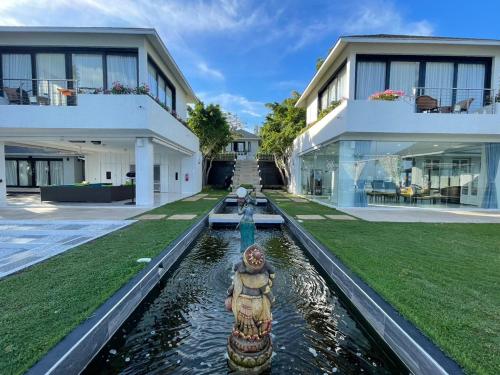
[265, 193, 500, 375]
[0, 188, 226, 375]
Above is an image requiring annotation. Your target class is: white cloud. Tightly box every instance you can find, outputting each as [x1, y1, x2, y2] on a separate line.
[197, 62, 225, 80]
[197, 92, 267, 119]
[341, 1, 434, 36]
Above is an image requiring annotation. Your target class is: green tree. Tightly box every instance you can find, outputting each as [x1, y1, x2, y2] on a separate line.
[260, 91, 306, 186]
[188, 101, 232, 186]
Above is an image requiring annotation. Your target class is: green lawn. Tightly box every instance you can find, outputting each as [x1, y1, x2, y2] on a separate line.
[0, 189, 226, 375]
[266, 193, 500, 375]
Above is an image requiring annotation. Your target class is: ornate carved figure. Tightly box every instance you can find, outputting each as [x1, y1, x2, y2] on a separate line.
[225, 244, 275, 372]
[238, 204, 255, 252]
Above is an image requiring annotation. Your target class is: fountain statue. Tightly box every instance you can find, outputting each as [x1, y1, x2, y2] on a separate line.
[225, 244, 275, 373]
[236, 187, 257, 252]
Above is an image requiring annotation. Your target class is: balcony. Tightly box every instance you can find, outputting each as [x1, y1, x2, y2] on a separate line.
[413, 87, 498, 114]
[1, 78, 78, 106]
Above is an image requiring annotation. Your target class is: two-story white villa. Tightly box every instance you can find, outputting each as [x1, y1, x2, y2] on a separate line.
[0, 26, 202, 206]
[291, 34, 500, 209]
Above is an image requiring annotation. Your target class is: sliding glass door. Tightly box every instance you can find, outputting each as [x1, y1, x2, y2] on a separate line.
[2, 54, 33, 93]
[36, 53, 67, 104]
[6, 159, 64, 187]
[355, 62, 386, 99]
[72, 53, 104, 91]
[389, 61, 419, 96]
[107, 55, 137, 88]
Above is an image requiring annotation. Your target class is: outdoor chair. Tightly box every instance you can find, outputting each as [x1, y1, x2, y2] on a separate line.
[415, 95, 438, 113]
[453, 98, 474, 113]
[3, 87, 30, 105]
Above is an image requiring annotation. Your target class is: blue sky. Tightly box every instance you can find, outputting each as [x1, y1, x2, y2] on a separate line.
[2, 0, 500, 131]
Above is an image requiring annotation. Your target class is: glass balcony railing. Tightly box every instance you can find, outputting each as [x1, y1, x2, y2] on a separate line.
[1, 78, 79, 106]
[413, 87, 497, 114]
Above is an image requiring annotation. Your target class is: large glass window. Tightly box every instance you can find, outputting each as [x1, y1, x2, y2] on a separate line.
[18, 160, 33, 187]
[355, 61, 386, 99]
[6, 160, 17, 186]
[301, 141, 497, 208]
[2, 54, 32, 92]
[36, 53, 67, 104]
[72, 54, 103, 90]
[389, 61, 419, 96]
[147, 58, 176, 110]
[148, 61, 158, 98]
[319, 65, 347, 111]
[106, 55, 137, 88]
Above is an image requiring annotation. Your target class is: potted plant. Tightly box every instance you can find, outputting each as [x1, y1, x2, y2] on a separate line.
[369, 89, 404, 101]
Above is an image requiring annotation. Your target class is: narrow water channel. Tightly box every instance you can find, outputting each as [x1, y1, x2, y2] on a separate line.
[84, 224, 406, 374]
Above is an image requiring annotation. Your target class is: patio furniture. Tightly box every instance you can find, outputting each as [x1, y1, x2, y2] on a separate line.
[453, 98, 474, 113]
[416, 95, 438, 113]
[3, 87, 30, 105]
[40, 184, 135, 203]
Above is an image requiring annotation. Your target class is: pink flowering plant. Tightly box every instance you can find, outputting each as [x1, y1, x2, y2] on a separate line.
[369, 89, 404, 101]
[110, 81, 132, 94]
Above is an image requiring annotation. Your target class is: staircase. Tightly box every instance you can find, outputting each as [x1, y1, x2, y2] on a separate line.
[232, 159, 262, 191]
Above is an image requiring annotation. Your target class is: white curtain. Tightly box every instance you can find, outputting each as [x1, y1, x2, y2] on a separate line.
[49, 160, 64, 185]
[356, 61, 386, 99]
[148, 61, 158, 97]
[6, 160, 17, 185]
[166, 85, 173, 109]
[328, 77, 337, 104]
[18, 160, 31, 186]
[2, 54, 32, 92]
[36, 53, 66, 104]
[389, 61, 419, 96]
[72, 54, 103, 90]
[107, 55, 137, 89]
[35, 160, 49, 186]
[456, 63, 485, 111]
[158, 75, 166, 104]
[337, 66, 347, 99]
[424, 62, 454, 106]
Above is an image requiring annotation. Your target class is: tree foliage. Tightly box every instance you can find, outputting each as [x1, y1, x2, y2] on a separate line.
[188, 101, 232, 185]
[259, 91, 306, 186]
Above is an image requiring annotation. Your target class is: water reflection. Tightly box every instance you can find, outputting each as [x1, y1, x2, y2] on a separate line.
[84, 228, 405, 374]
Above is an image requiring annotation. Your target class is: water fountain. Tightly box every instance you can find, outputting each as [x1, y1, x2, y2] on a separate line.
[83, 195, 406, 374]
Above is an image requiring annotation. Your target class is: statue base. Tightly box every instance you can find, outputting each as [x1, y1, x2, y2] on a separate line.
[227, 335, 272, 373]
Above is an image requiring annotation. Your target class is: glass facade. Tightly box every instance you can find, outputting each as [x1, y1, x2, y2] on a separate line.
[300, 141, 500, 209]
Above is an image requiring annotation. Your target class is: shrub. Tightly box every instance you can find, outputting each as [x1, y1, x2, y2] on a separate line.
[369, 89, 404, 101]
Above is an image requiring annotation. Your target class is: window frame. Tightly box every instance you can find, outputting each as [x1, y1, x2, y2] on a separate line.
[354, 54, 492, 100]
[317, 59, 347, 112]
[147, 55, 176, 111]
[5, 157, 64, 187]
[0, 46, 138, 93]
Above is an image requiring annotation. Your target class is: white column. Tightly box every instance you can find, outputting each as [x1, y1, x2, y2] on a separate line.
[160, 152, 169, 193]
[0, 142, 6, 206]
[135, 138, 154, 206]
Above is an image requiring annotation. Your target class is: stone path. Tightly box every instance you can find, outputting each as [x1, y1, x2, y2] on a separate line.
[136, 214, 167, 220]
[0, 220, 133, 279]
[182, 194, 208, 202]
[167, 214, 197, 220]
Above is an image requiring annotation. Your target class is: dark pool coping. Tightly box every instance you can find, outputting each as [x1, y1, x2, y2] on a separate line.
[270, 200, 464, 375]
[27, 198, 225, 375]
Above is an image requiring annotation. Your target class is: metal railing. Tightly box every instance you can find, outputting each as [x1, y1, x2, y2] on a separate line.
[413, 87, 497, 114]
[1, 78, 79, 106]
[214, 152, 237, 161]
[257, 153, 275, 161]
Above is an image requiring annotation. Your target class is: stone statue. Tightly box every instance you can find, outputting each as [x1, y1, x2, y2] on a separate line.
[225, 244, 275, 373]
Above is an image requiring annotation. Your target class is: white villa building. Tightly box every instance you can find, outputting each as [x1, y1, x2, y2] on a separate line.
[225, 129, 261, 160]
[290, 34, 500, 209]
[0, 26, 202, 206]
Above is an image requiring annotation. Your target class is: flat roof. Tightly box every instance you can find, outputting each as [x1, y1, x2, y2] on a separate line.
[296, 34, 500, 107]
[0, 26, 197, 102]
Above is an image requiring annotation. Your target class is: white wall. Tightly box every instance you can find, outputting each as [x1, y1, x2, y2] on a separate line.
[85, 150, 135, 185]
[0, 142, 6, 205]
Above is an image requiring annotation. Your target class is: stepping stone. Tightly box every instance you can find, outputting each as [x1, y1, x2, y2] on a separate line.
[325, 215, 357, 221]
[276, 198, 291, 201]
[136, 214, 167, 220]
[182, 193, 209, 202]
[202, 197, 218, 200]
[290, 198, 308, 202]
[296, 215, 325, 220]
[167, 214, 197, 220]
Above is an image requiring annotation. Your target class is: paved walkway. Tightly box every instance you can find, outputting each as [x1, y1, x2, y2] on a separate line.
[341, 207, 500, 223]
[0, 220, 133, 278]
